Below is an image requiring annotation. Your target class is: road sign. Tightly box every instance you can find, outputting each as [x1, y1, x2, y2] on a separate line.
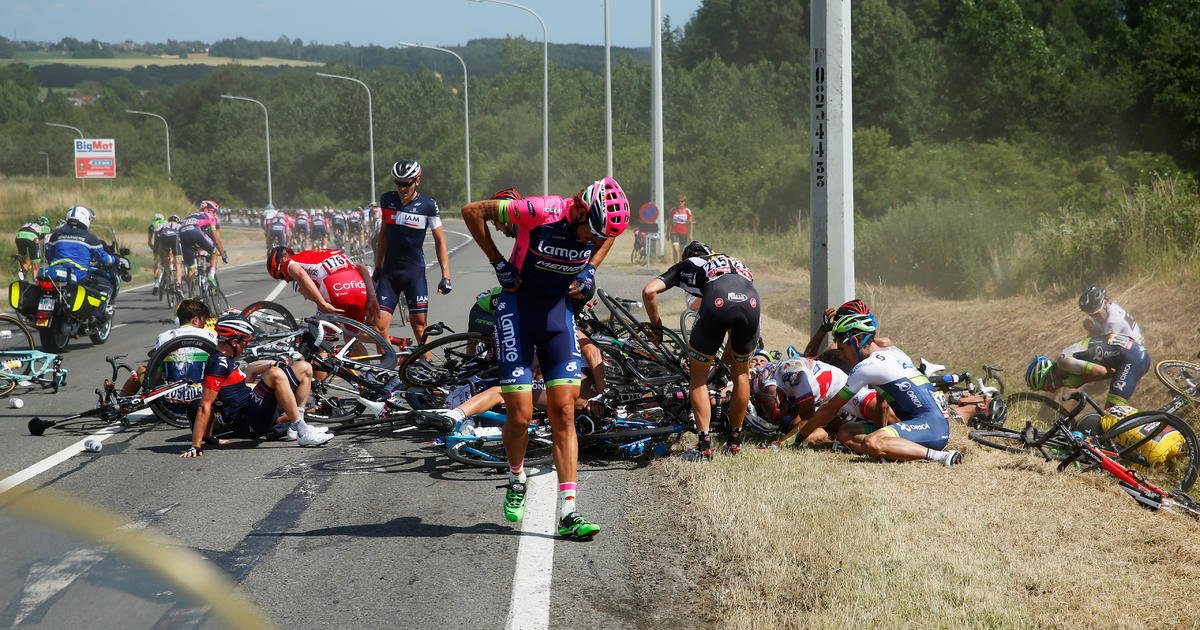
[75, 138, 116, 178]
[639, 202, 658, 223]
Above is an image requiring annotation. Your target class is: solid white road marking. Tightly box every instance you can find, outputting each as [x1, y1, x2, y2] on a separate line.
[506, 467, 555, 630]
[0, 409, 152, 495]
[265, 280, 287, 302]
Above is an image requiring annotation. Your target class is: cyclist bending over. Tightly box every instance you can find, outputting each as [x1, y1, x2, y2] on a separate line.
[1079, 285, 1143, 344]
[776, 314, 963, 466]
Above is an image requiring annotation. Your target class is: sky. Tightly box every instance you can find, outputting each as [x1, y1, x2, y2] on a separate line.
[5, 1, 705, 49]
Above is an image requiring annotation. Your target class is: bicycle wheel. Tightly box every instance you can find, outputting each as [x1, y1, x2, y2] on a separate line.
[446, 423, 554, 469]
[309, 314, 397, 370]
[399, 332, 496, 388]
[1155, 360, 1200, 406]
[143, 335, 217, 428]
[1098, 411, 1199, 493]
[1000, 392, 1067, 433]
[208, 281, 229, 314]
[0, 315, 36, 376]
[968, 428, 1075, 461]
[307, 372, 367, 424]
[0, 378, 15, 397]
[242, 300, 297, 335]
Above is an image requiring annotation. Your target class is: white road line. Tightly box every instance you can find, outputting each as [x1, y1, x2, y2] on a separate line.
[225, 291, 244, 298]
[0, 409, 152, 495]
[426, 229, 475, 269]
[506, 467, 555, 630]
[112, 323, 128, 329]
[265, 280, 287, 302]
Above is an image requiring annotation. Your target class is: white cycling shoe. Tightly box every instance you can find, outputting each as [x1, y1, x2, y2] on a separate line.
[296, 427, 334, 447]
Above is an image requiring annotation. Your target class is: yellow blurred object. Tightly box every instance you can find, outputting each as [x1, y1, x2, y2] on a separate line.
[1100, 408, 1184, 465]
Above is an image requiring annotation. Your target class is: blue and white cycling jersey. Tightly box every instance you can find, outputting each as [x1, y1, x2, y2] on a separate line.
[379, 190, 441, 268]
[839, 346, 950, 449]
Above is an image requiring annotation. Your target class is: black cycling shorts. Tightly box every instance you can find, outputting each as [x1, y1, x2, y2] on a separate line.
[687, 278, 760, 363]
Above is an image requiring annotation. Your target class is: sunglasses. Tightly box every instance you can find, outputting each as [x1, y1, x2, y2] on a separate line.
[394, 179, 416, 188]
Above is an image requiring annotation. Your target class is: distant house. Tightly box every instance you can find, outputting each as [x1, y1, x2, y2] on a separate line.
[67, 94, 101, 107]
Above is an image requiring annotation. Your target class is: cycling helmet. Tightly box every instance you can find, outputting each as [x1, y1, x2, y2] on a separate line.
[36, 216, 49, 226]
[1079, 285, 1106, 314]
[1025, 355, 1055, 390]
[153, 213, 164, 221]
[199, 200, 219, 213]
[836, 299, 870, 317]
[214, 313, 256, 342]
[580, 176, 630, 239]
[490, 188, 522, 201]
[831, 313, 877, 350]
[681, 240, 713, 260]
[743, 412, 780, 436]
[392, 159, 422, 180]
[267, 246, 295, 280]
[65, 206, 94, 229]
[168, 215, 180, 222]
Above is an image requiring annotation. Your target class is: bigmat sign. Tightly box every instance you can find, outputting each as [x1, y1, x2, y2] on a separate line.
[74, 138, 116, 178]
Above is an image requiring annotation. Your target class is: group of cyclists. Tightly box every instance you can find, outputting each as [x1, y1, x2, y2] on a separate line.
[147, 200, 229, 298]
[49, 153, 1154, 545]
[260, 205, 380, 255]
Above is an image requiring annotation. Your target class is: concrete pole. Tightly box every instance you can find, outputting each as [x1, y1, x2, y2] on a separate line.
[651, 0, 665, 258]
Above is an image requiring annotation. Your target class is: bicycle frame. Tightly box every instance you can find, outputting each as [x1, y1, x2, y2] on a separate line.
[0, 349, 67, 391]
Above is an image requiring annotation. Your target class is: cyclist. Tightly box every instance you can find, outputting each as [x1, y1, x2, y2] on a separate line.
[43, 206, 119, 300]
[119, 299, 214, 395]
[800, 299, 894, 371]
[267, 246, 380, 325]
[1079, 285, 1143, 344]
[668, 195, 693, 263]
[267, 210, 290, 249]
[180, 314, 332, 458]
[775, 314, 964, 466]
[146, 213, 167, 285]
[330, 209, 347, 249]
[14, 216, 50, 281]
[1025, 332, 1151, 409]
[642, 240, 760, 461]
[295, 209, 310, 250]
[152, 215, 183, 296]
[309, 209, 328, 249]
[461, 175, 630, 540]
[179, 200, 228, 287]
[374, 159, 452, 345]
[347, 207, 365, 252]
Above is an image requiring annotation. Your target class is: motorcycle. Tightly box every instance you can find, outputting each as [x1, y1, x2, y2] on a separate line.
[9, 224, 132, 353]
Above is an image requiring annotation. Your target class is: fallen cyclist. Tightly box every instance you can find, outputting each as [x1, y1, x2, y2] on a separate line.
[180, 314, 332, 458]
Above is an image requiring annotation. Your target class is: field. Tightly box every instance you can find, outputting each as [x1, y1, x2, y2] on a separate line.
[608, 235, 1200, 628]
[2, 51, 321, 68]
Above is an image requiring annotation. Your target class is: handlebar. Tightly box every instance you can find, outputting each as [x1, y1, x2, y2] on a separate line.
[1061, 390, 1104, 419]
[104, 355, 132, 380]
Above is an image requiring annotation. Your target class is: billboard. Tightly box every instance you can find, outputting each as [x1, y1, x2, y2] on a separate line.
[74, 138, 116, 178]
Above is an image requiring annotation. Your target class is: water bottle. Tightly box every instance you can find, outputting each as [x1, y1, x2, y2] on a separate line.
[459, 417, 477, 437]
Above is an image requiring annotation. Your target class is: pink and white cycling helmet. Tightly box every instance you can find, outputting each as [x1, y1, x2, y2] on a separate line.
[581, 176, 630, 239]
[199, 200, 219, 213]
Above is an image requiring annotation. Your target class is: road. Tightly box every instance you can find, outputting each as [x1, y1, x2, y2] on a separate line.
[0, 224, 663, 630]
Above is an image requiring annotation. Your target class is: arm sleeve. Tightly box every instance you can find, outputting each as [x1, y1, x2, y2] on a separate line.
[655, 262, 686, 290]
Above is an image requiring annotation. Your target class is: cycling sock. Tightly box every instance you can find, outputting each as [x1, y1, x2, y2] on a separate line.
[925, 448, 955, 465]
[289, 416, 309, 433]
[558, 482, 577, 517]
[445, 408, 467, 422]
[728, 428, 743, 453]
[508, 461, 526, 484]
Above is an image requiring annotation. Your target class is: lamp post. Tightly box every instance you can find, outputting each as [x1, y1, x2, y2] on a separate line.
[220, 94, 274, 211]
[471, 0, 548, 195]
[604, 0, 613, 177]
[125, 109, 172, 180]
[45, 122, 84, 138]
[397, 41, 471, 203]
[315, 72, 377, 203]
[38, 151, 49, 178]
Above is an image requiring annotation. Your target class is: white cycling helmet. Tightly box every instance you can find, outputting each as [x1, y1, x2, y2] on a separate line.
[65, 205, 94, 229]
[391, 159, 422, 180]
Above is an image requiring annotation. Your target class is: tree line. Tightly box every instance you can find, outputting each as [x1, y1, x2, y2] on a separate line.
[1, 0, 1197, 297]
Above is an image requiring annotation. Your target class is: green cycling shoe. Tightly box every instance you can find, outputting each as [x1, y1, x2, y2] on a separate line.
[502, 482, 527, 523]
[558, 512, 601, 540]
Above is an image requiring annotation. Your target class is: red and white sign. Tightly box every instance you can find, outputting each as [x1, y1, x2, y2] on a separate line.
[74, 138, 116, 178]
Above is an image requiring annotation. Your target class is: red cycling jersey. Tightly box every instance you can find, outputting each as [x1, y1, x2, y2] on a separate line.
[287, 249, 368, 321]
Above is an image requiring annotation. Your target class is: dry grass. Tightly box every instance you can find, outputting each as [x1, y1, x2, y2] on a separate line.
[628, 238, 1200, 628]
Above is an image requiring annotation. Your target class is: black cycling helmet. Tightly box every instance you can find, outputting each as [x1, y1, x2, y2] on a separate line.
[682, 241, 713, 259]
[1079, 285, 1106, 314]
[391, 159, 421, 181]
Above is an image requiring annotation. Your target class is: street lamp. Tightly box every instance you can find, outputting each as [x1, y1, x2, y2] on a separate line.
[38, 151, 49, 178]
[471, 0, 548, 195]
[220, 94, 274, 211]
[45, 122, 84, 138]
[125, 109, 172, 180]
[397, 41, 471, 203]
[604, 0, 613, 177]
[315, 72, 377, 203]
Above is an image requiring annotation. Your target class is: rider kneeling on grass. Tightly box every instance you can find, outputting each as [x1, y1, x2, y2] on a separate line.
[773, 313, 963, 467]
[179, 314, 332, 458]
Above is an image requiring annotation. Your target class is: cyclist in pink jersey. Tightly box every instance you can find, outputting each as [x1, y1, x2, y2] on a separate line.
[462, 177, 630, 540]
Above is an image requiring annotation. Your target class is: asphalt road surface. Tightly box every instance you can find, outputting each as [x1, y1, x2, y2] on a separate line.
[0, 223, 667, 630]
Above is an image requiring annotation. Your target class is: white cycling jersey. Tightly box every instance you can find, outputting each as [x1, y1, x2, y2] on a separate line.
[1087, 302, 1143, 345]
[753, 357, 874, 420]
[155, 325, 217, 350]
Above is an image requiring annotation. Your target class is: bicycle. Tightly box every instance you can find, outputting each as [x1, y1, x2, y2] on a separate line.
[1153, 358, 1200, 415]
[155, 263, 184, 310]
[969, 391, 1200, 498]
[0, 314, 67, 396]
[28, 356, 193, 435]
[189, 250, 228, 314]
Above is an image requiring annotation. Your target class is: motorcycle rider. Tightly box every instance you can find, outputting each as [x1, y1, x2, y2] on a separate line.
[43, 206, 122, 302]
